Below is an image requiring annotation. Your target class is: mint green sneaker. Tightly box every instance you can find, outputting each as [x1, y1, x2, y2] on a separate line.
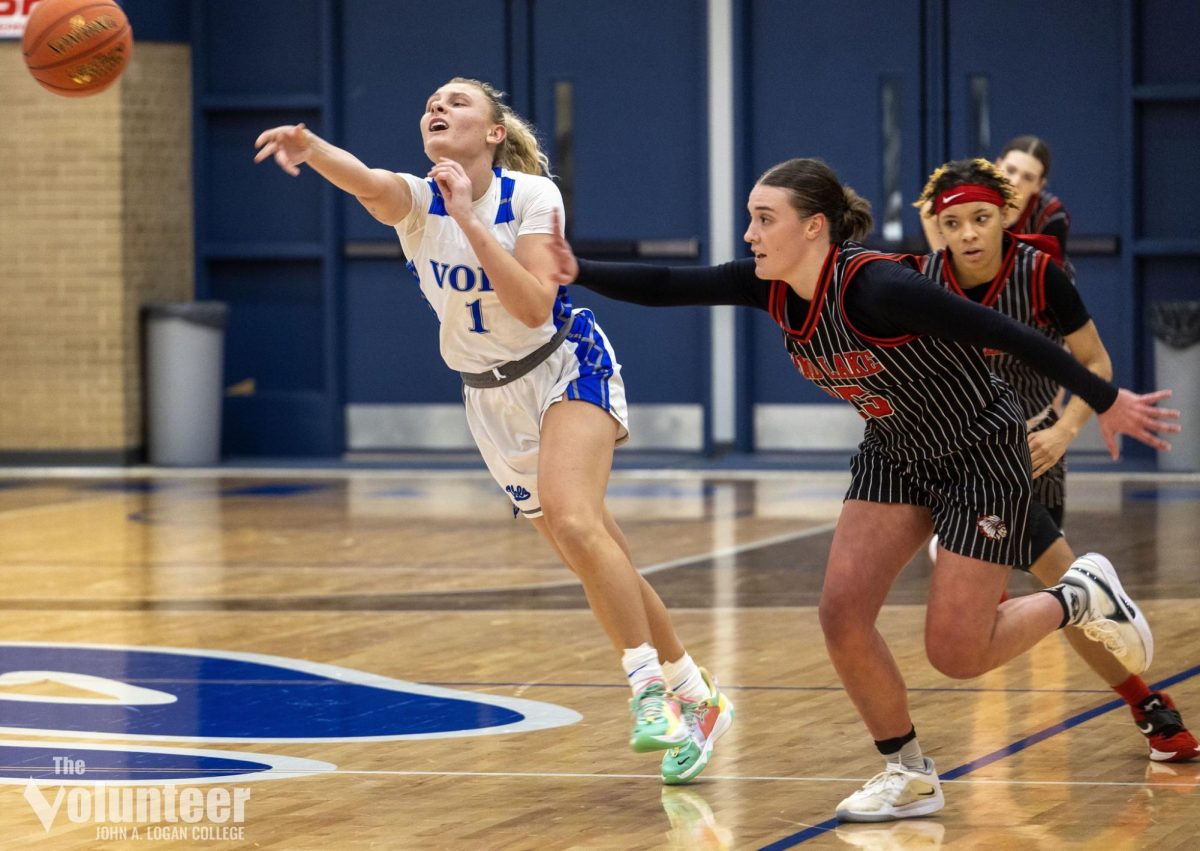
[629, 681, 687, 752]
[661, 669, 734, 785]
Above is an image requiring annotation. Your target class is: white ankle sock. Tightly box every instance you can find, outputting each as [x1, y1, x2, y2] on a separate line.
[621, 644, 665, 695]
[662, 653, 711, 702]
[885, 736, 927, 772]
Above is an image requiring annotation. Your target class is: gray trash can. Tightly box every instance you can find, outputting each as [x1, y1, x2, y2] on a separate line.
[1148, 300, 1200, 472]
[144, 301, 229, 466]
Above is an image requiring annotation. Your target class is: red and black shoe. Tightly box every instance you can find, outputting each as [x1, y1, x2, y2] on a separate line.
[1132, 692, 1200, 762]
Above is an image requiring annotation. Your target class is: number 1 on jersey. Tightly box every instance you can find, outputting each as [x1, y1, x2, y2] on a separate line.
[466, 299, 489, 334]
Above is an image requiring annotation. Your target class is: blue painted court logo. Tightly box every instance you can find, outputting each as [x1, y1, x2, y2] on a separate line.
[505, 484, 531, 501]
[0, 642, 581, 795]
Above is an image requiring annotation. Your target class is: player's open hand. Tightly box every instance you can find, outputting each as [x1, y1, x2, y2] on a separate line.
[1097, 388, 1181, 459]
[254, 124, 313, 176]
[1028, 425, 1073, 478]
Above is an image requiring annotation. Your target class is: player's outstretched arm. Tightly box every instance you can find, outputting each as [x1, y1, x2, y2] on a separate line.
[254, 123, 412, 225]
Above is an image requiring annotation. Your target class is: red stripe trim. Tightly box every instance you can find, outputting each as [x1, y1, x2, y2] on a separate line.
[838, 253, 918, 347]
[779, 244, 839, 343]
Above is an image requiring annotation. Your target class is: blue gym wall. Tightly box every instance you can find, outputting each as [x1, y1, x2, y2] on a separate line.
[135, 0, 1195, 457]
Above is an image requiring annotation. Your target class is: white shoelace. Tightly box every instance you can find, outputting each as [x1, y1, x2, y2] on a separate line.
[1083, 618, 1127, 656]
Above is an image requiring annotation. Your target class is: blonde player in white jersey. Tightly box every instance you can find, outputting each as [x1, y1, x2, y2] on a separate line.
[253, 77, 732, 783]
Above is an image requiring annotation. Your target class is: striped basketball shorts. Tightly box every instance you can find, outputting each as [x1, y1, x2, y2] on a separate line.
[845, 427, 1034, 569]
[463, 309, 629, 519]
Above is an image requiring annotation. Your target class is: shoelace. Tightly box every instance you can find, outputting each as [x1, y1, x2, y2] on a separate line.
[636, 690, 668, 724]
[857, 765, 913, 797]
[1082, 618, 1126, 656]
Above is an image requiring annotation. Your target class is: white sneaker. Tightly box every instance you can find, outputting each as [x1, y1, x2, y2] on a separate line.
[835, 758, 944, 823]
[1059, 552, 1154, 673]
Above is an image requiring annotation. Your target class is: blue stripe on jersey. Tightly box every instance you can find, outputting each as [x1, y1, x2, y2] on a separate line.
[494, 167, 516, 225]
[427, 179, 448, 216]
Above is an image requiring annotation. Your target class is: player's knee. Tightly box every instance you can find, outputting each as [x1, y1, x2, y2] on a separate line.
[925, 637, 987, 679]
[540, 503, 600, 555]
[818, 592, 872, 648]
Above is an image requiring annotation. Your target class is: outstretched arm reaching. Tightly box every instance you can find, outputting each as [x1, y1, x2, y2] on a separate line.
[254, 123, 413, 226]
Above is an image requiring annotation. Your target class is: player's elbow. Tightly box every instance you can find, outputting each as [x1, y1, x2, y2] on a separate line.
[515, 306, 552, 329]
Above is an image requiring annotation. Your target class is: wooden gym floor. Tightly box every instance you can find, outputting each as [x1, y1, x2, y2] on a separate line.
[0, 465, 1195, 849]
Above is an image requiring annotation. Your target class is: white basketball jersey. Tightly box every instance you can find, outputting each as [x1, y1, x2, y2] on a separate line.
[395, 167, 573, 373]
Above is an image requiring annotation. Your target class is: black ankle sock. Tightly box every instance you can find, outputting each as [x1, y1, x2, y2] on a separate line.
[1042, 586, 1071, 629]
[874, 726, 917, 756]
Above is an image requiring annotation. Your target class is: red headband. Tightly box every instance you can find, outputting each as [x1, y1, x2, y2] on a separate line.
[933, 184, 1006, 214]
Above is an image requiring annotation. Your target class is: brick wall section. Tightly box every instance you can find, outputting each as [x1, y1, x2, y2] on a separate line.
[0, 42, 193, 455]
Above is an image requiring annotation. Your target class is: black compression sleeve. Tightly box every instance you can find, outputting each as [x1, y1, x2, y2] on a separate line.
[1042, 262, 1090, 335]
[573, 258, 770, 310]
[844, 261, 1119, 412]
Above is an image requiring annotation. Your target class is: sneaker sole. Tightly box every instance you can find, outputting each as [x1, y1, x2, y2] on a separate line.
[1075, 553, 1154, 672]
[630, 728, 689, 753]
[661, 702, 735, 785]
[836, 793, 945, 823]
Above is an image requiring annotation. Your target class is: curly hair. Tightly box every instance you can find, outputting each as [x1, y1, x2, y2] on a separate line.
[914, 158, 1019, 216]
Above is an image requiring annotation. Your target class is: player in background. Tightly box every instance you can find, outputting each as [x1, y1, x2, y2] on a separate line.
[253, 77, 732, 784]
[922, 135, 1074, 281]
[914, 158, 1197, 763]
[546, 157, 1179, 821]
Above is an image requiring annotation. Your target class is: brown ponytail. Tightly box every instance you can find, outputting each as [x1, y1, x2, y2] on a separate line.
[758, 158, 874, 243]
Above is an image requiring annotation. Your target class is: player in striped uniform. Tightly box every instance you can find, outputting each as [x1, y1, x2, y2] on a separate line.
[545, 157, 1180, 821]
[253, 78, 732, 783]
[997, 135, 1073, 274]
[923, 135, 1074, 279]
[915, 158, 1197, 763]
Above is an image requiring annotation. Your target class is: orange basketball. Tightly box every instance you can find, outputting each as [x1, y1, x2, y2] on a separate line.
[22, 0, 133, 97]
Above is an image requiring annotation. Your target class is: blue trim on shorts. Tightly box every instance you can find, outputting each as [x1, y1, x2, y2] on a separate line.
[564, 309, 614, 413]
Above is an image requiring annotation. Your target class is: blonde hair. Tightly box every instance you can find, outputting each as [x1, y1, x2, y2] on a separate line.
[447, 77, 552, 177]
[914, 158, 1019, 216]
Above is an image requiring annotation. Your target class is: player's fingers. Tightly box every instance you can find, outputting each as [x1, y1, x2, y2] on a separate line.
[254, 142, 276, 163]
[274, 150, 299, 176]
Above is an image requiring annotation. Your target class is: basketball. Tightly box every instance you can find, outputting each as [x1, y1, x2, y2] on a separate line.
[21, 0, 133, 97]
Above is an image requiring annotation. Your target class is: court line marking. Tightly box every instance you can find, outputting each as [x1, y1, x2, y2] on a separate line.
[177, 768, 1189, 790]
[758, 663, 1200, 849]
[0, 467, 1196, 483]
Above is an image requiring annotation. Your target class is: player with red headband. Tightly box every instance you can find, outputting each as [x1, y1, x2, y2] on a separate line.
[923, 136, 1074, 280]
[914, 158, 1198, 764]
[547, 157, 1181, 821]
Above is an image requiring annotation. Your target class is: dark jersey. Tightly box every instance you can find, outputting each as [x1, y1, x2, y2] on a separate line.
[916, 237, 1089, 423]
[1008, 189, 1069, 250]
[1008, 188, 1073, 282]
[574, 242, 1118, 466]
[914, 237, 1093, 512]
[767, 243, 1024, 462]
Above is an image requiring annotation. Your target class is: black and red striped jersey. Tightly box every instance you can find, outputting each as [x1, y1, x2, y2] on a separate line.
[1008, 188, 1073, 281]
[768, 243, 1025, 462]
[916, 239, 1061, 423]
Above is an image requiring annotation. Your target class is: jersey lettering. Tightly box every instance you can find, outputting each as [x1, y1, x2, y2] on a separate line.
[429, 261, 495, 293]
